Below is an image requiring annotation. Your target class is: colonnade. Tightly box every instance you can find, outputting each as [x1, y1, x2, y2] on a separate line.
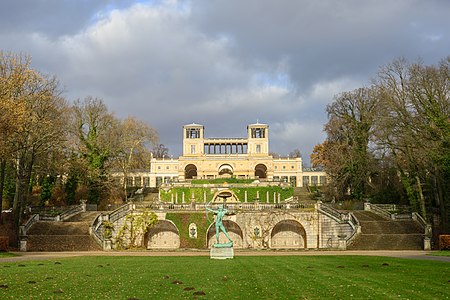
[204, 143, 248, 154]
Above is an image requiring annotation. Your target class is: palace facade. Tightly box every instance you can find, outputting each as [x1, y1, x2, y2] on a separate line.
[125, 123, 326, 188]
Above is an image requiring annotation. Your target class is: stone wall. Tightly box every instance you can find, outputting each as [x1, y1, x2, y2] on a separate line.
[107, 209, 354, 250]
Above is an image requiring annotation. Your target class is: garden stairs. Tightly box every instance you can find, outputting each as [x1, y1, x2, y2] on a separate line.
[347, 211, 424, 250]
[26, 212, 102, 251]
[294, 187, 313, 201]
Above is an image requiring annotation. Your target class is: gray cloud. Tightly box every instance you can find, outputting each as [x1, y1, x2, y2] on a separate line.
[1, 0, 449, 163]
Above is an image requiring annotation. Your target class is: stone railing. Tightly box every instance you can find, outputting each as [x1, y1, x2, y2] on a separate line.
[58, 204, 85, 221]
[19, 213, 40, 236]
[412, 212, 432, 250]
[317, 202, 342, 223]
[90, 203, 132, 250]
[90, 214, 105, 248]
[161, 181, 292, 189]
[19, 213, 40, 251]
[365, 203, 417, 220]
[364, 203, 392, 219]
[30, 203, 86, 222]
[132, 201, 316, 212]
[346, 212, 361, 245]
[317, 202, 360, 249]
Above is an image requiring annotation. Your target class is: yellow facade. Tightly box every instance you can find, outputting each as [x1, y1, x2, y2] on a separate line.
[136, 123, 327, 188]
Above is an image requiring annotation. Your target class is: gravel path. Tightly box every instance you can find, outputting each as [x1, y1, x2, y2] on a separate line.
[1, 250, 449, 263]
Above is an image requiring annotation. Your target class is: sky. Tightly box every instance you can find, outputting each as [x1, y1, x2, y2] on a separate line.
[1, 0, 449, 163]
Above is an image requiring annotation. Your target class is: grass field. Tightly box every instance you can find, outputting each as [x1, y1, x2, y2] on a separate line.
[430, 251, 450, 257]
[0, 255, 449, 299]
[0, 252, 16, 258]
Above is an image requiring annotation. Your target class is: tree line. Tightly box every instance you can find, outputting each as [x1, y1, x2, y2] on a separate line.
[312, 57, 450, 232]
[0, 51, 161, 231]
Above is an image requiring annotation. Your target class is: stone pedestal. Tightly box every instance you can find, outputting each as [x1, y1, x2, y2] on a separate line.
[20, 239, 27, 252]
[210, 247, 234, 259]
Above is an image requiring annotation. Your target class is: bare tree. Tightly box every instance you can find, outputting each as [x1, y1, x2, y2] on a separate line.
[151, 143, 169, 159]
[70, 97, 118, 204]
[114, 117, 158, 200]
[374, 57, 450, 226]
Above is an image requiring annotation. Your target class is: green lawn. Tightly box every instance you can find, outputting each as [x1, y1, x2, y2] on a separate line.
[0, 252, 17, 258]
[430, 250, 450, 257]
[0, 255, 449, 299]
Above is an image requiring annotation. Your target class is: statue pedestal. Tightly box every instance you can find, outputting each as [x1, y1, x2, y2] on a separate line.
[210, 246, 234, 259]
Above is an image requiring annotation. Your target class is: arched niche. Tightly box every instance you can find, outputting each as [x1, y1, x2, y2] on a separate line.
[270, 219, 307, 249]
[206, 220, 243, 248]
[145, 220, 180, 249]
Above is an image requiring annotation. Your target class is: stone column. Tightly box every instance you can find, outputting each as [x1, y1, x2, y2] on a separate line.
[266, 191, 269, 203]
[182, 192, 185, 203]
[244, 191, 247, 203]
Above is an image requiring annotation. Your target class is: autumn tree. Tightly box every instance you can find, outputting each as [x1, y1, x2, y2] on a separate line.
[0, 52, 29, 223]
[0, 51, 68, 229]
[310, 142, 329, 168]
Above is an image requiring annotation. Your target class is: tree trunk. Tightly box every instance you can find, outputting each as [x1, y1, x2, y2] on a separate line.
[23, 150, 35, 208]
[415, 175, 426, 219]
[0, 160, 6, 224]
[12, 155, 26, 233]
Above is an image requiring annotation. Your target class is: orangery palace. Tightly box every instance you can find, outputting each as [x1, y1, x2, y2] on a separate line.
[124, 123, 327, 188]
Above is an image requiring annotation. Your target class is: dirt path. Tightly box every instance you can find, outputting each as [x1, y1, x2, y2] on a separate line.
[1, 250, 449, 263]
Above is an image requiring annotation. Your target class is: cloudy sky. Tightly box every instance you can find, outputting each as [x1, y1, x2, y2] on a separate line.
[2, 0, 449, 163]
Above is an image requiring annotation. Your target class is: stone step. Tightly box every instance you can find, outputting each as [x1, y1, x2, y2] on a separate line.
[359, 220, 423, 234]
[143, 193, 159, 202]
[27, 221, 90, 235]
[293, 187, 313, 201]
[64, 211, 100, 222]
[348, 234, 423, 250]
[26, 235, 102, 251]
[352, 211, 389, 221]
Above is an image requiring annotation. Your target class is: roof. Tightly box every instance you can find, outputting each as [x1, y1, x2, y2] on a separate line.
[183, 123, 204, 127]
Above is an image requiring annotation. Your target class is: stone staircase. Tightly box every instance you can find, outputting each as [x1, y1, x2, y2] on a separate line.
[294, 187, 313, 201]
[26, 212, 102, 251]
[347, 211, 424, 250]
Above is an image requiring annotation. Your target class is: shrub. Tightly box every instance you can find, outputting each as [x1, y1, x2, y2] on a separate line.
[438, 235, 450, 250]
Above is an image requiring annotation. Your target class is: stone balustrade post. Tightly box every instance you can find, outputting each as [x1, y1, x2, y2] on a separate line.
[338, 235, 347, 250]
[424, 237, 431, 251]
[20, 239, 27, 252]
[80, 199, 87, 212]
[104, 239, 112, 251]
